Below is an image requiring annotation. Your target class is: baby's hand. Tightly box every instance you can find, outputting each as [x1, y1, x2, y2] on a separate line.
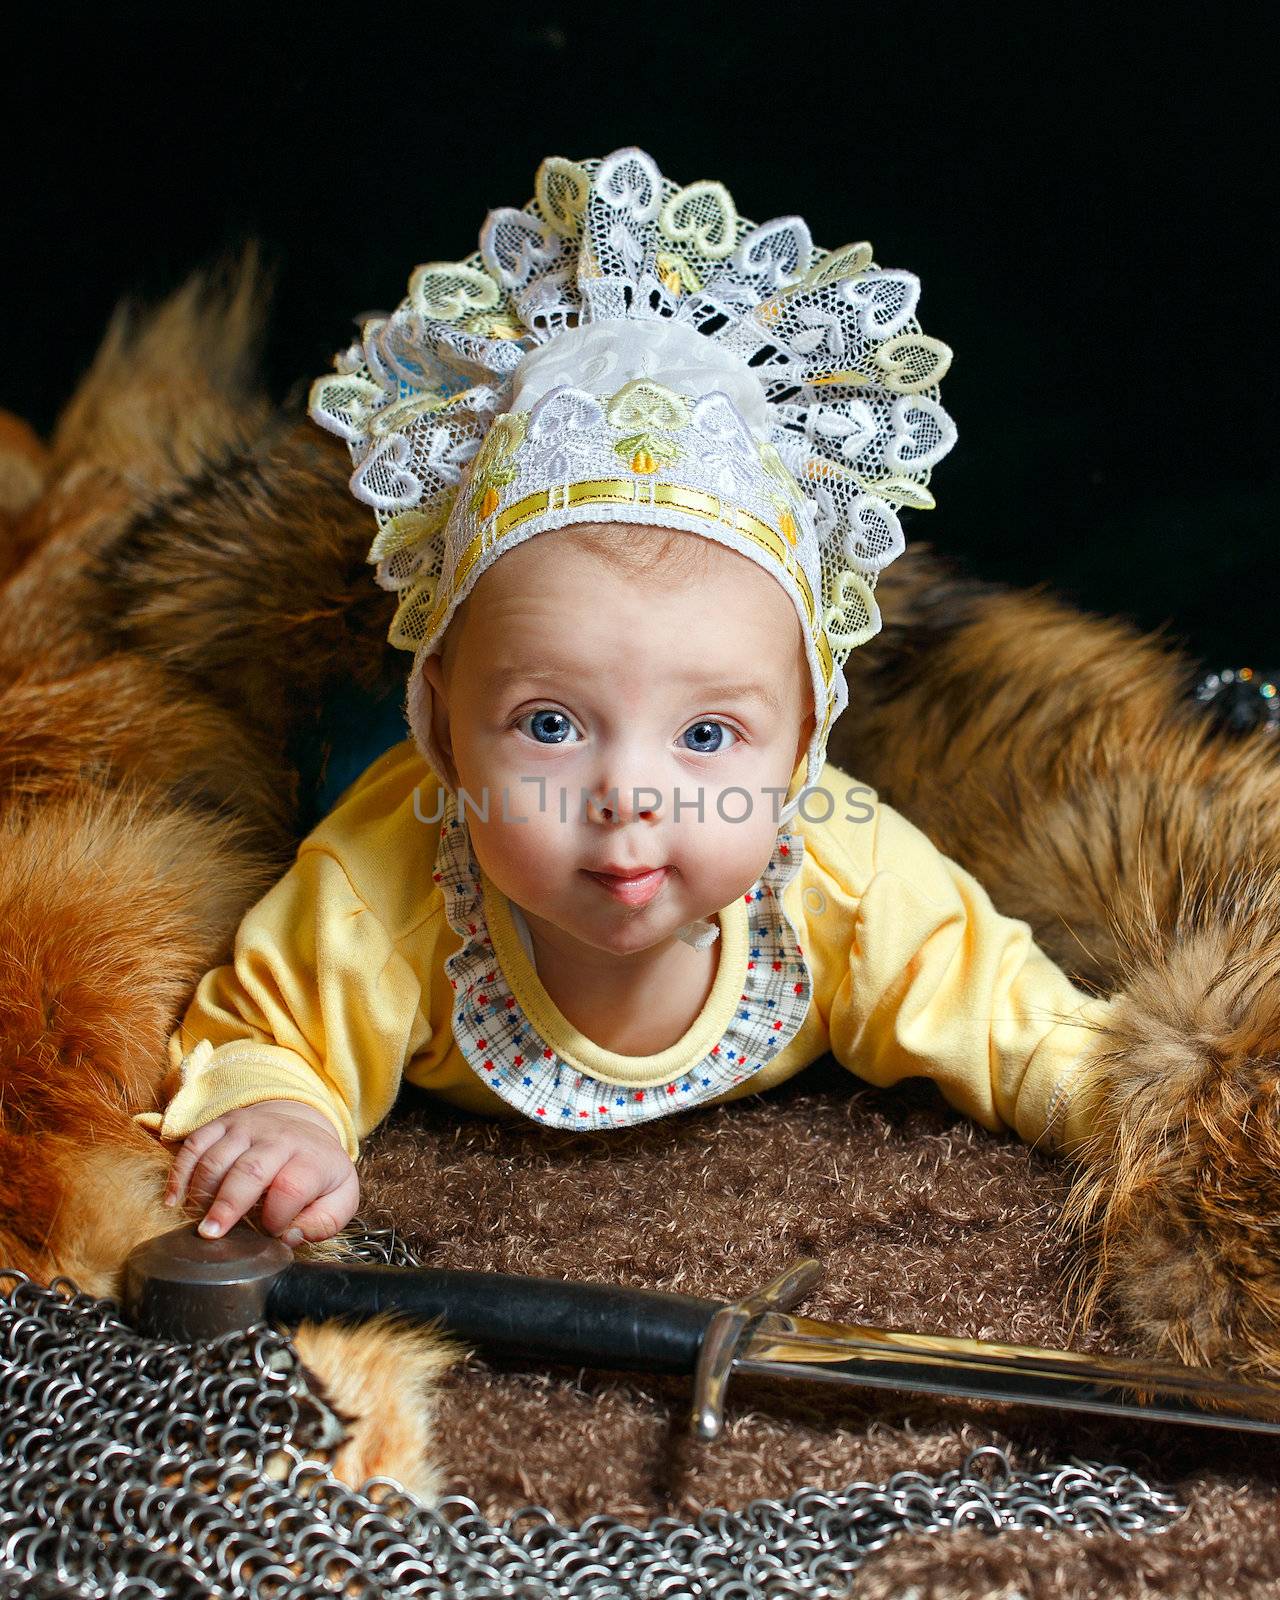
[164, 1100, 360, 1247]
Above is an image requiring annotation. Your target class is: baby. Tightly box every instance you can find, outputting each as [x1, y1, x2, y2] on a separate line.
[137, 147, 1116, 1247]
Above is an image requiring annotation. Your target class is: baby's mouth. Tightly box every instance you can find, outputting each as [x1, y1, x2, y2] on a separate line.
[582, 866, 669, 907]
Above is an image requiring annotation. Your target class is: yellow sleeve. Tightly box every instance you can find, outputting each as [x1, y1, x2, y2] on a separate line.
[133, 845, 428, 1161]
[826, 800, 1114, 1152]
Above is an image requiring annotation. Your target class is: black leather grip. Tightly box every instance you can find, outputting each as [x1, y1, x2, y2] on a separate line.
[266, 1262, 722, 1373]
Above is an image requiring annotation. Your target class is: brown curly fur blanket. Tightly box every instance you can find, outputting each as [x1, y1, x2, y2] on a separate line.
[6, 265, 1280, 1595]
[354, 1070, 1280, 1597]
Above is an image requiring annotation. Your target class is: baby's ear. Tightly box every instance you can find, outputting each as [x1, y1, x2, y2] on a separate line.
[411, 656, 460, 792]
[422, 654, 446, 698]
[794, 703, 816, 767]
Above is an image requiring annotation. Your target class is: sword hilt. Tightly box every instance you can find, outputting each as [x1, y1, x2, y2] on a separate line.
[122, 1225, 821, 1441]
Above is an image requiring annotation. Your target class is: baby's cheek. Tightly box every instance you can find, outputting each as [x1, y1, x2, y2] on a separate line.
[679, 810, 777, 900]
[471, 808, 571, 898]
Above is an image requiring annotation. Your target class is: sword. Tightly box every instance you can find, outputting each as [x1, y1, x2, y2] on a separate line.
[123, 1226, 1280, 1442]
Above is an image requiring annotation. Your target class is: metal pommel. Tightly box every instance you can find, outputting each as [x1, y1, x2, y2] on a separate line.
[123, 1224, 293, 1341]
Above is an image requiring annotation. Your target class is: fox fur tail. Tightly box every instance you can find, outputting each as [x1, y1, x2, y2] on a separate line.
[1064, 846, 1280, 1375]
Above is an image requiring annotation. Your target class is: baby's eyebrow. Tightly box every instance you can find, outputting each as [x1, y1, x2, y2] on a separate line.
[480, 665, 581, 696]
[483, 666, 786, 715]
[696, 680, 788, 715]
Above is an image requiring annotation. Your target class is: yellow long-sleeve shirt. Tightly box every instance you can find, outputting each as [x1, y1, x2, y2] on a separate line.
[135, 738, 1114, 1162]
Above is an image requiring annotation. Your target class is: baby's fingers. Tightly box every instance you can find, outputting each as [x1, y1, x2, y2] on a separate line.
[198, 1146, 292, 1240]
[166, 1121, 232, 1208]
[277, 1165, 361, 1247]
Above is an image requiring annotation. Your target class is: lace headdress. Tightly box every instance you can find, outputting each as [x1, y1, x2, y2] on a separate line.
[309, 147, 957, 824]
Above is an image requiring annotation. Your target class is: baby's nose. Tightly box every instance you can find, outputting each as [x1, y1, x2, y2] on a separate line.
[586, 783, 661, 824]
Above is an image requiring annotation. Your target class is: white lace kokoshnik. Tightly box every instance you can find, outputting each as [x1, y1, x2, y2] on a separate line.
[308, 149, 960, 811]
[434, 790, 814, 1128]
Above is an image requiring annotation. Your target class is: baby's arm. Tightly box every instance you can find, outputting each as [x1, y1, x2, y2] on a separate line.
[164, 1094, 360, 1244]
[136, 842, 428, 1240]
[824, 799, 1114, 1149]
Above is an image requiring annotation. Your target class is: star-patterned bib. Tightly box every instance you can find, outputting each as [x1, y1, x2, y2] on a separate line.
[433, 788, 814, 1128]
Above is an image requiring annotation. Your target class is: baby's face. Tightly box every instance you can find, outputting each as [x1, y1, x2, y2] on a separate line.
[423, 524, 814, 961]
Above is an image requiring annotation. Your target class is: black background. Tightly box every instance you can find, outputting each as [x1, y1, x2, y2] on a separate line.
[7, 4, 1276, 668]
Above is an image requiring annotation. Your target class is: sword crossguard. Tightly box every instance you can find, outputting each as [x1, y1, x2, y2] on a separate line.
[690, 1258, 823, 1440]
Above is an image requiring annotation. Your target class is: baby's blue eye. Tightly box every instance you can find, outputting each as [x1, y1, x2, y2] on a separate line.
[519, 709, 579, 745]
[681, 721, 738, 754]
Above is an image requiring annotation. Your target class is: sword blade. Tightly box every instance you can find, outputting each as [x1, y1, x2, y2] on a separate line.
[736, 1315, 1280, 1436]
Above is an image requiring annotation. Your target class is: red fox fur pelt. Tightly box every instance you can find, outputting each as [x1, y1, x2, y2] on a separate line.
[4, 258, 1280, 1493]
[0, 261, 451, 1497]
